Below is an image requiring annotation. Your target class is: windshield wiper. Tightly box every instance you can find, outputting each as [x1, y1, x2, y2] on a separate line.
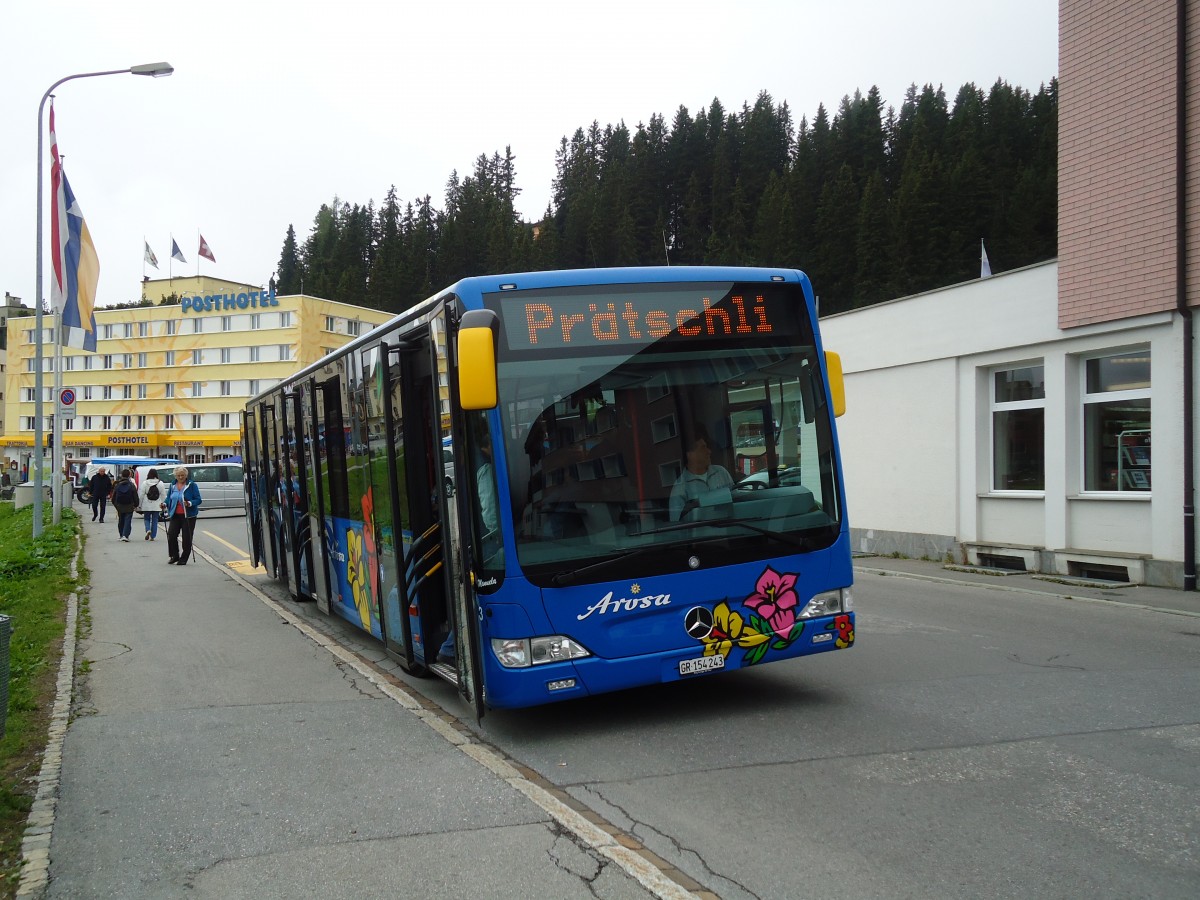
[549, 546, 662, 587]
[638, 518, 814, 553]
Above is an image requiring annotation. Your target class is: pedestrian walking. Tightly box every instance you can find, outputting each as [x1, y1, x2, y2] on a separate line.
[138, 468, 166, 541]
[89, 467, 114, 522]
[164, 466, 202, 566]
[110, 469, 140, 542]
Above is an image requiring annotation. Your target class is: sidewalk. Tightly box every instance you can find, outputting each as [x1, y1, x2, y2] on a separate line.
[30, 518, 675, 900]
[852, 554, 1200, 618]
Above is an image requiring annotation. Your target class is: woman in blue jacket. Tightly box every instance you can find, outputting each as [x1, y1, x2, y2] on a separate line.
[163, 465, 203, 565]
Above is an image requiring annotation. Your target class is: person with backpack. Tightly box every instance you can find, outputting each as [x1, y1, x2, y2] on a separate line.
[110, 468, 140, 542]
[164, 466, 203, 566]
[138, 468, 166, 541]
[89, 467, 114, 522]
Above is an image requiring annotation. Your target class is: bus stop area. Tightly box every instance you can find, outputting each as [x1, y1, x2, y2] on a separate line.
[27, 518, 674, 900]
[21, 518, 1200, 898]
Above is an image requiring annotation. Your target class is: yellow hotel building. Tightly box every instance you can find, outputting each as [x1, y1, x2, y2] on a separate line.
[2, 277, 393, 472]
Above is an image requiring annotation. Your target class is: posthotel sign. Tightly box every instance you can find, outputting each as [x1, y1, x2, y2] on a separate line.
[180, 287, 278, 314]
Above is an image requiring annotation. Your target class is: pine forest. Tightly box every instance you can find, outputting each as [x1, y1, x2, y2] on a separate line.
[274, 79, 1057, 317]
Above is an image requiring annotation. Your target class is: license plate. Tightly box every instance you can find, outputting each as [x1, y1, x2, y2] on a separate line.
[679, 654, 725, 676]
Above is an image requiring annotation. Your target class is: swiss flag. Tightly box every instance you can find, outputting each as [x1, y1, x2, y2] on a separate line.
[198, 234, 216, 263]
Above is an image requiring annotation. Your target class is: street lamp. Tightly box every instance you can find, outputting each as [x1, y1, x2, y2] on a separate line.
[32, 62, 173, 537]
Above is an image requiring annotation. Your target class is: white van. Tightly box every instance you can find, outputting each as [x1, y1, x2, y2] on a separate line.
[135, 462, 246, 513]
[77, 456, 175, 504]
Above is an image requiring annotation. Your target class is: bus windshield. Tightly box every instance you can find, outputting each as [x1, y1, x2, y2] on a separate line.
[485, 280, 842, 586]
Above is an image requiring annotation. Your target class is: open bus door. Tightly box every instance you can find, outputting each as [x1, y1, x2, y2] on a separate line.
[257, 401, 283, 581]
[301, 377, 332, 615]
[439, 306, 486, 718]
[241, 410, 265, 569]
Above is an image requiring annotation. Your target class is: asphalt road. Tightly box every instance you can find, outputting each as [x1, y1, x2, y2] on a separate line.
[191, 517, 1200, 899]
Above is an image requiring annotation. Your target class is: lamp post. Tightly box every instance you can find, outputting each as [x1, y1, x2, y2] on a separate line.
[32, 62, 173, 537]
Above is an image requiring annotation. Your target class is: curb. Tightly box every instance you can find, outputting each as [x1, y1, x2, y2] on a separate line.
[15, 530, 83, 899]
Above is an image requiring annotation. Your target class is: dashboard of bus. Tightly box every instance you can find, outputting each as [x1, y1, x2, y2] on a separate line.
[479, 280, 843, 588]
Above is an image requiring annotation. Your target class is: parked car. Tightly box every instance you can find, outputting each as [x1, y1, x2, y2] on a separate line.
[134, 462, 246, 512]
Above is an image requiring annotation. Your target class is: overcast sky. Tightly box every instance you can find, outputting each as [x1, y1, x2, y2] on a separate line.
[0, 0, 1058, 310]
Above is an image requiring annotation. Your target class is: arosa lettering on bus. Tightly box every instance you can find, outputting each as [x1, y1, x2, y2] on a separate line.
[180, 288, 278, 314]
[494, 283, 797, 352]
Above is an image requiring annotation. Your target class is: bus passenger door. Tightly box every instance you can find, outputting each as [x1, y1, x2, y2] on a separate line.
[438, 308, 486, 717]
[260, 400, 286, 585]
[241, 410, 265, 570]
[301, 379, 332, 615]
[378, 338, 416, 670]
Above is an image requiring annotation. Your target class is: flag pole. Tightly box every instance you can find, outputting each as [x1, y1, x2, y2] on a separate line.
[52, 310, 64, 524]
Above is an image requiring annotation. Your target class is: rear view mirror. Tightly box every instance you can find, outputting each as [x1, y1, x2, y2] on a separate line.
[458, 310, 499, 410]
[825, 351, 846, 417]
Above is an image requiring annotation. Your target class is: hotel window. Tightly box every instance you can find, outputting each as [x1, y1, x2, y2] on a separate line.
[62, 419, 73, 431]
[165, 383, 175, 399]
[138, 384, 148, 400]
[220, 413, 232, 428]
[123, 323, 134, 338]
[22, 388, 34, 402]
[121, 415, 133, 429]
[21, 417, 34, 430]
[165, 349, 175, 366]
[164, 414, 175, 428]
[136, 415, 147, 429]
[84, 356, 93, 370]
[123, 354, 134, 368]
[991, 364, 1044, 491]
[347, 320, 360, 336]
[279, 344, 291, 361]
[122, 385, 132, 400]
[220, 348, 232, 364]
[280, 311, 292, 327]
[325, 316, 335, 331]
[193, 382, 202, 397]
[65, 356, 75, 371]
[139, 321, 149, 337]
[1083, 350, 1151, 492]
[102, 416, 112, 429]
[166, 320, 176, 336]
[222, 316, 232, 331]
[138, 352, 147, 368]
[82, 416, 92, 430]
[220, 380, 231, 396]
[102, 324, 114, 340]
[103, 355, 113, 368]
[83, 386, 93, 400]
[191, 414, 202, 429]
[193, 349, 202, 364]
[250, 346, 260, 362]
[250, 314, 261, 329]
[249, 379, 259, 395]
[193, 318, 203, 334]
[103, 385, 113, 400]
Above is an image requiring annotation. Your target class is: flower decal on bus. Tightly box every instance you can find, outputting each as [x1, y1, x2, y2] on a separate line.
[346, 527, 372, 630]
[743, 567, 799, 640]
[693, 566, 809, 666]
[832, 614, 854, 648]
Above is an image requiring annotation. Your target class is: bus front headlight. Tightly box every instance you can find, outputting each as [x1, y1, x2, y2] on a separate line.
[798, 587, 852, 619]
[491, 636, 591, 668]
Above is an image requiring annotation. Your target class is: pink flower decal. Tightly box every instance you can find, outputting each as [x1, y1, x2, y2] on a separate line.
[743, 567, 800, 640]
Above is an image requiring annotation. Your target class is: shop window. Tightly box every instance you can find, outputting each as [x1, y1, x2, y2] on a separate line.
[1083, 350, 1151, 492]
[991, 364, 1044, 490]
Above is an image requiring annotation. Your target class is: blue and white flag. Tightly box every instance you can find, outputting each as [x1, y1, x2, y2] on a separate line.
[171, 237, 186, 264]
[49, 103, 99, 352]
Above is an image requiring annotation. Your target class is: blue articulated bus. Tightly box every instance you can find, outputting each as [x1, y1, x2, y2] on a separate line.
[243, 267, 854, 716]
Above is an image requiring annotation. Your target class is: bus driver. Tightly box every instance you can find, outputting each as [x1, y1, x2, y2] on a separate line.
[669, 427, 734, 521]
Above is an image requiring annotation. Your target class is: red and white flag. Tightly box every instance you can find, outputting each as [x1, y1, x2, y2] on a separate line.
[198, 234, 216, 263]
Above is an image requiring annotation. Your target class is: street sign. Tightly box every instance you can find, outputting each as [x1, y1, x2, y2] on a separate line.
[58, 388, 77, 420]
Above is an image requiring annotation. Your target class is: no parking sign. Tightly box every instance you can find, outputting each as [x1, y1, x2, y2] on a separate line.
[58, 388, 77, 420]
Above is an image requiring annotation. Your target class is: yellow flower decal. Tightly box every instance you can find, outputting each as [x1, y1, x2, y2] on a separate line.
[702, 602, 769, 659]
[346, 527, 371, 630]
